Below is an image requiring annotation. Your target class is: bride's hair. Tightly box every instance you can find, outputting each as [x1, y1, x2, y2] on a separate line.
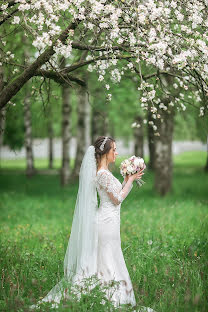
[93, 136, 115, 167]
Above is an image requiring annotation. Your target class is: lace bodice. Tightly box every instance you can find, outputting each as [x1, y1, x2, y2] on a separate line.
[96, 169, 133, 206]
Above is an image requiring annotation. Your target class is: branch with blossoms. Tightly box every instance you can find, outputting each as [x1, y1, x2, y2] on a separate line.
[61, 54, 134, 74]
[0, 0, 18, 13]
[0, 21, 79, 109]
[0, 0, 208, 119]
[0, 8, 18, 26]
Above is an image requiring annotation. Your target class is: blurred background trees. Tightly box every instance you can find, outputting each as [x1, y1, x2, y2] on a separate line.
[1, 62, 207, 193]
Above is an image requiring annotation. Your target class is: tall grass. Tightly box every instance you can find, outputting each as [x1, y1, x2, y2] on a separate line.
[0, 151, 207, 311]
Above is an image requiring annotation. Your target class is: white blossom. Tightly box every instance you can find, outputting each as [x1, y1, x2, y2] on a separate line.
[199, 107, 205, 116]
[107, 93, 112, 101]
[141, 97, 147, 103]
[204, 64, 208, 73]
[98, 75, 104, 81]
[12, 16, 20, 24]
[1, 4, 8, 10]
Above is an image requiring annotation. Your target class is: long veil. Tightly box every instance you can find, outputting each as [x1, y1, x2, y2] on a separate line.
[64, 145, 99, 282]
[30, 145, 99, 308]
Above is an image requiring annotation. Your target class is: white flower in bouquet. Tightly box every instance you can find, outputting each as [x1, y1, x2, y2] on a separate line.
[127, 165, 134, 173]
[120, 155, 146, 187]
[134, 157, 145, 169]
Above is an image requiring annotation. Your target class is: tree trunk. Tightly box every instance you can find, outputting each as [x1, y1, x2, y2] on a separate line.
[72, 86, 90, 178]
[47, 103, 54, 169]
[205, 135, 208, 172]
[154, 104, 175, 196]
[151, 73, 177, 195]
[102, 110, 109, 137]
[23, 93, 36, 176]
[0, 62, 6, 162]
[147, 109, 156, 170]
[84, 89, 91, 148]
[91, 108, 101, 143]
[23, 36, 35, 177]
[133, 115, 144, 158]
[0, 108, 6, 162]
[60, 83, 71, 186]
[91, 89, 109, 143]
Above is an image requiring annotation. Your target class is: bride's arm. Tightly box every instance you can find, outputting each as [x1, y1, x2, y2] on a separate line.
[97, 171, 137, 206]
[122, 175, 129, 188]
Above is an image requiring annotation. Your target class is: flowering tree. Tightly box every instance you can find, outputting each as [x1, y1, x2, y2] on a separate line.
[1, 0, 207, 112]
[0, 0, 208, 194]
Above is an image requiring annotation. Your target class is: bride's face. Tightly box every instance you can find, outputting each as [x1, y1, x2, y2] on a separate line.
[107, 142, 118, 164]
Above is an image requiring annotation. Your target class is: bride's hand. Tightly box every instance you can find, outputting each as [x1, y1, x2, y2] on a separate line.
[129, 169, 144, 182]
[124, 174, 130, 182]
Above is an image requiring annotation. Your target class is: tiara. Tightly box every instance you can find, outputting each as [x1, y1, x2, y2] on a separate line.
[100, 136, 108, 151]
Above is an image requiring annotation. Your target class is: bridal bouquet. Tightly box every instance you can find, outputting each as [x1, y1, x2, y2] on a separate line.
[120, 155, 146, 187]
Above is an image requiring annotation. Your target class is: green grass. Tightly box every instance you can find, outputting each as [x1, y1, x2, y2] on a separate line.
[0, 151, 207, 312]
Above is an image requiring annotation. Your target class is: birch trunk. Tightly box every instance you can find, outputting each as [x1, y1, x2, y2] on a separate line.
[73, 86, 91, 178]
[23, 94, 35, 176]
[23, 36, 35, 177]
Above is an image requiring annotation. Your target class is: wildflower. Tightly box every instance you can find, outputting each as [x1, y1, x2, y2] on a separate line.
[147, 240, 153, 245]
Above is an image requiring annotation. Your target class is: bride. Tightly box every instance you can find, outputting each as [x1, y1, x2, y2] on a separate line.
[31, 136, 155, 311]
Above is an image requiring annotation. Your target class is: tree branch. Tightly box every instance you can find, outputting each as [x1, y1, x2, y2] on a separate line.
[0, 0, 17, 12]
[61, 54, 134, 74]
[0, 8, 18, 26]
[133, 65, 197, 88]
[35, 69, 86, 87]
[71, 41, 133, 52]
[0, 21, 79, 109]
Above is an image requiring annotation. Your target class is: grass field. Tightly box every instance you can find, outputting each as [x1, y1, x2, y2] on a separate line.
[0, 151, 207, 312]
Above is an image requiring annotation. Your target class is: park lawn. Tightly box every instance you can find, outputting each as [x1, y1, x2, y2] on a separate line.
[0, 151, 207, 312]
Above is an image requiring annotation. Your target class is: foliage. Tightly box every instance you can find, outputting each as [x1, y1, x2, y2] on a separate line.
[3, 94, 24, 150]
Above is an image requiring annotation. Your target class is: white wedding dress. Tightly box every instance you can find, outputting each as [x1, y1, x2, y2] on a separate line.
[30, 165, 155, 311]
[95, 169, 155, 311]
[95, 168, 136, 307]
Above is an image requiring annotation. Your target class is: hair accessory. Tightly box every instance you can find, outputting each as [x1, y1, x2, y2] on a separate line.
[100, 136, 108, 151]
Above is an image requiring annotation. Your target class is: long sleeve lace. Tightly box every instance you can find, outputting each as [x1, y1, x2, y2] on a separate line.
[122, 179, 133, 191]
[97, 171, 133, 206]
[122, 180, 126, 188]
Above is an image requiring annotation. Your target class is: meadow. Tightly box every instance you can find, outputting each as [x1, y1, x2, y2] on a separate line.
[0, 151, 207, 312]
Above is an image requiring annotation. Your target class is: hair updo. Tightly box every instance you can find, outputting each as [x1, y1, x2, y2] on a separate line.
[93, 136, 115, 167]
